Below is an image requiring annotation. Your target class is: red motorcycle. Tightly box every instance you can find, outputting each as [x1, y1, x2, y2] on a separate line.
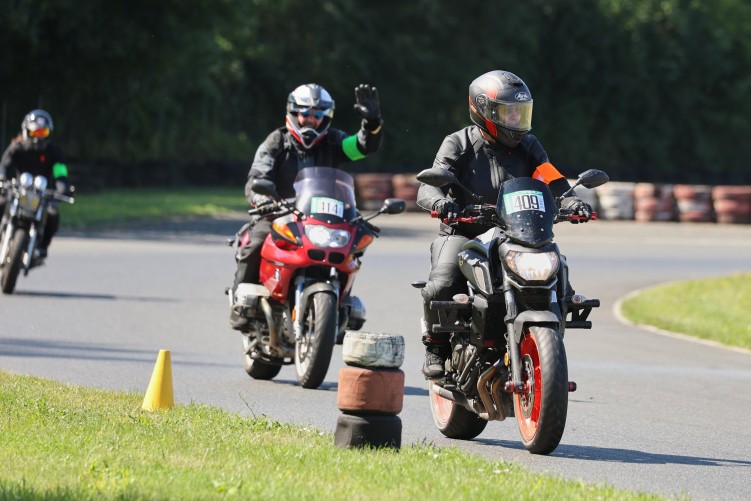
[230, 167, 406, 389]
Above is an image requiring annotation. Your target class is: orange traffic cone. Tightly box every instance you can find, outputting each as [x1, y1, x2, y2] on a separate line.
[142, 349, 174, 411]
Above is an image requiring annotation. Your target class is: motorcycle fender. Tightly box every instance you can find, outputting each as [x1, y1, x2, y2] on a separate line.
[513, 310, 559, 344]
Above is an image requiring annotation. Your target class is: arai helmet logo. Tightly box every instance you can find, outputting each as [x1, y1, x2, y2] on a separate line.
[515, 92, 530, 101]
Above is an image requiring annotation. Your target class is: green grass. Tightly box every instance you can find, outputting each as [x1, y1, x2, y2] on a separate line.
[620, 272, 751, 350]
[0, 371, 664, 501]
[61, 188, 246, 228]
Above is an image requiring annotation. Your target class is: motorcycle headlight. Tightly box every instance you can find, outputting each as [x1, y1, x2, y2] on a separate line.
[33, 175, 48, 191]
[304, 224, 351, 248]
[504, 250, 559, 282]
[18, 189, 42, 212]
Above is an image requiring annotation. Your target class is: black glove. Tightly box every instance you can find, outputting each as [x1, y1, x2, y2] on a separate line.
[560, 196, 593, 222]
[353, 84, 382, 131]
[433, 199, 460, 220]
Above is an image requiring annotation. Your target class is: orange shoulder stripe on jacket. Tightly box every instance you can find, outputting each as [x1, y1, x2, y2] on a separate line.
[532, 162, 564, 184]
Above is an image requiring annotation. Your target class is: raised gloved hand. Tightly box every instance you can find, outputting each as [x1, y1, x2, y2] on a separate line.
[433, 199, 460, 220]
[353, 84, 382, 131]
[560, 196, 593, 222]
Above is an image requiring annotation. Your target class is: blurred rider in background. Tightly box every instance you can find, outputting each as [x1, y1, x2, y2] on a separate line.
[0, 109, 71, 259]
[229, 83, 383, 331]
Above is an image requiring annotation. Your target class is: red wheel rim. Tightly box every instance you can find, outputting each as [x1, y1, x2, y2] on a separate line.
[429, 382, 454, 426]
[515, 333, 542, 441]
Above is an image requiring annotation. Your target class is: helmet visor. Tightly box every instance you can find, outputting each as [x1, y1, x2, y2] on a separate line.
[486, 100, 533, 132]
[29, 127, 51, 138]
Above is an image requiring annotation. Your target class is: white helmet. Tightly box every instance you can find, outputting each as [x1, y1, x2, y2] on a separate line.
[285, 84, 335, 149]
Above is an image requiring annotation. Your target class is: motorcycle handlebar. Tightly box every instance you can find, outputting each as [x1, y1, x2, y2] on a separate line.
[431, 206, 598, 224]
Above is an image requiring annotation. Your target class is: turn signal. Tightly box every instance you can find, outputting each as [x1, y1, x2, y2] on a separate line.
[272, 222, 300, 247]
[354, 234, 374, 252]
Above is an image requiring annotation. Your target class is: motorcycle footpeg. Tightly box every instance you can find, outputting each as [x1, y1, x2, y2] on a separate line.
[565, 295, 600, 309]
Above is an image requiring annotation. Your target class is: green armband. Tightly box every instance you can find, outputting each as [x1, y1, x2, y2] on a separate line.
[342, 135, 366, 161]
[52, 162, 69, 179]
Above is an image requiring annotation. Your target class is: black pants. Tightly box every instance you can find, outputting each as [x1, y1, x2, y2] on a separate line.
[421, 235, 470, 343]
[232, 218, 272, 291]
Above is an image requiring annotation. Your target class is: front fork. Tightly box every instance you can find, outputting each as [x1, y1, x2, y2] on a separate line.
[293, 267, 341, 341]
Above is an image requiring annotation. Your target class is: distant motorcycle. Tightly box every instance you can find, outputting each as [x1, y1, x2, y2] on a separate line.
[413, 167, 608, 454]
[0, 172, 75, 294]
[229, 166, 406, 389]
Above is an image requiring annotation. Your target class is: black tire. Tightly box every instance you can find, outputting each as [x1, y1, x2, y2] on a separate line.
[295, 292, 337, 389]
[242, 336, 281, 380]
[514, 326, 569, 455]
[1, 229, 28, 294]
[334, 413, 402, 449]
[428, 380, 487, 440]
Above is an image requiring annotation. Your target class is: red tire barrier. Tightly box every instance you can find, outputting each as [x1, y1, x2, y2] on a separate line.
[392, 173, 421, 211]
[633, 183, 676, 222]
[712, 185, 751, 224]
[355, 173, 393, 211]
[673, 184, 714, 222]
[337, 367, 404, 415]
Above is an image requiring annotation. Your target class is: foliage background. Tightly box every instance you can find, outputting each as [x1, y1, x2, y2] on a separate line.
[2, 0, 750, 187]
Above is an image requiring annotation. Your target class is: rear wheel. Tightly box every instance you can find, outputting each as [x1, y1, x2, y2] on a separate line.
[295, 292, 337, 389]
[242, 335, 281, 380]
[428, 381, 487, 439]
[1, 229, 28, 294]
[514, 326, 568, 455]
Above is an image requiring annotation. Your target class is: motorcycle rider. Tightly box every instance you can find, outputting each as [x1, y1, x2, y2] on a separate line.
[0, 109, 71, 259]
[229, 83, 383, 330]
[417, 70, 592, 379]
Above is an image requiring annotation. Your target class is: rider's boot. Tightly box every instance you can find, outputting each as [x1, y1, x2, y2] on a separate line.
[422, 338, 451, 380]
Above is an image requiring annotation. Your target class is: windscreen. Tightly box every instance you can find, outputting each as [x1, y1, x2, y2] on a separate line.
[293, 166, 358, 223]
[496, 177, 556, 247]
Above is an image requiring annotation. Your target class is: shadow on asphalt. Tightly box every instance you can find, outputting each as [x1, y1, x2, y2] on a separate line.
[12, 290, 178, 303]
[473, 437, 751, 466]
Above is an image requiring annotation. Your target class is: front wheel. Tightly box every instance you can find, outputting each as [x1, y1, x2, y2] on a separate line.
[1, 229, 28, 294]
[514, 326, 569, 455]
[428, 381, 487, 439]
[295, 292, 337, 389]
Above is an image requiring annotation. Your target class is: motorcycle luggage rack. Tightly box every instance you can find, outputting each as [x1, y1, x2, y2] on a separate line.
[429, 300, 471, 333]
[564, 296, 600, 329]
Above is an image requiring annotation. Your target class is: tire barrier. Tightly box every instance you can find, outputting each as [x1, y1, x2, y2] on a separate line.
[352, 174, 751, 225]
[594, 182, 635, 220]
[354, 173, 394, 211]
[633, 183, 677, 222]
[342, 331, 405, 369]
[673, 184, 714, 222]
[712, 185, 751, 224]
[392, 173, 422, 211]
[334, 332, 405, 449]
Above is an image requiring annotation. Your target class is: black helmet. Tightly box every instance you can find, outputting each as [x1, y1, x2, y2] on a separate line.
[22, 109, 54, 149]
[285, 84, 335, 149]
[469, 70, 533, 148]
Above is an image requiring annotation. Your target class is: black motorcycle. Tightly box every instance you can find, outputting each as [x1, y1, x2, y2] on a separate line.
[0, 172, 75, 294]
[413, 167, 608, 454]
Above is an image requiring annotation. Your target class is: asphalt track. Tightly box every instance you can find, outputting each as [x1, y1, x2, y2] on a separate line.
[1, 213, 750, 500]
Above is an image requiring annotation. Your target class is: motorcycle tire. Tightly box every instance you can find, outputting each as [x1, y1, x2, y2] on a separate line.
[1, 229, 28, 294]
[241, 335, 282, 380]
[514, 326, 569, 455]
[295, 291, 337, 389]
[428, 380, 487, 440]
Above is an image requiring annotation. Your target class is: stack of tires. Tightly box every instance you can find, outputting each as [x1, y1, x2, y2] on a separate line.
[712, 186, 751, 224]
[334, 332, 405, 449]
[354, 173, 394, 211]
[391, 173, 421, 211]
[594, 182, 635, 220]
[633, 183, 677, 222]
[673, 184, 714, 222]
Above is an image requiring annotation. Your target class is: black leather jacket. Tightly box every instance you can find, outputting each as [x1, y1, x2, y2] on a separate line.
[417, 126, 571, 237]
[0, 139, 70, 194]
[244, 124, 382, 202]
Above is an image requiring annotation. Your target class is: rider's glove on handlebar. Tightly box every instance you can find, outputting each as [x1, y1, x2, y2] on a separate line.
[433, 199, 460, 220]
[560, 196, 593, 222]
[251, 193, 273, 208]
[354, 84, 382, 131]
